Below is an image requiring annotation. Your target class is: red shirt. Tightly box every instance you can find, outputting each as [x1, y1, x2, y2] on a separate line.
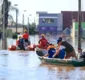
[39, 38, 48, 47]
[22, 33, 29, 39]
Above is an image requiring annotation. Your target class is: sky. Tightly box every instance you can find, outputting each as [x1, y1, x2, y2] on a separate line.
[8, 0, 85, 24]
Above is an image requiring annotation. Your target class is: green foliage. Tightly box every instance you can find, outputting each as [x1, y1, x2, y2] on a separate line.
[29, 23, 38, 35]
[12, 33, 18, 39]
[75, 22, 85, 30]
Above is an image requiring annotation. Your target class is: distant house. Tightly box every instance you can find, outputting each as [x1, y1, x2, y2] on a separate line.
[36, 12, 63, 34]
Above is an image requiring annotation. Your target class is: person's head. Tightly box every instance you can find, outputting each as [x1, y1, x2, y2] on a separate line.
[24, 30, 28, 33]
[19, 36, 22, 39]
[58, 37, 62, 41]
[41, 34, 45, 38]
[57, 37, 62, 46]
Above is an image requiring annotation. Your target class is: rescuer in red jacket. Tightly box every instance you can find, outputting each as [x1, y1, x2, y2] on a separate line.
[37, 34, 49, 49]
[22, 30, 30, 45]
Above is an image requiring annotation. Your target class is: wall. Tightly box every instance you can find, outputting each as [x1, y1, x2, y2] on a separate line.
[57, 14, 63, 31]
[61, 11, 85, 29]
[36, 12, 63, 34]
[39, 13, 58, 27]
[71, 22, 85, 39]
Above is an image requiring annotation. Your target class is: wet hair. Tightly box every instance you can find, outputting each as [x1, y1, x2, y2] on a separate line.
[49, 43, 53, 45]
[19, 36, 22, 38]
[57, 39, 62, 44]
[57, 37, 62, 44]
[58, 37, 62, 41]
[41, 34, 45, 37]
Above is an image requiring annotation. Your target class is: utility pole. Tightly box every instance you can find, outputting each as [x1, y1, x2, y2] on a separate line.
[28, 14, 31, 34]
[2, 0, 6, 49]
[78, 0, 82, 54]
[16, 9, 18, 34]
[28, 17, 29, 33]
[22, 14, 24, 33]
[2, 0, 9, 49]
[13, 4, 18, 34]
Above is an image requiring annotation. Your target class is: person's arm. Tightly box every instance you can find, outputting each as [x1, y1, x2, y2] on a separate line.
[53, 49, 61, 58]
[44, 53, 49, 57]
[38, 39, 41, 44]
[47, 41, 49, 46]
[53, 45, 65, 58]
[42, 53, 49, 58]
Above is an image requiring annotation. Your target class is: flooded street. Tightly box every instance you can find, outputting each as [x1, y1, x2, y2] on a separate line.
[0, 35, 85, 80]
[0, 51, 85, 80]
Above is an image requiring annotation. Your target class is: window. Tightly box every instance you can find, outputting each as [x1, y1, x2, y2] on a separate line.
[42, 18, 54, 23]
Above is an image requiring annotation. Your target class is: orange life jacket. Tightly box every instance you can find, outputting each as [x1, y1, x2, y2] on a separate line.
[47, 45, 56, 50]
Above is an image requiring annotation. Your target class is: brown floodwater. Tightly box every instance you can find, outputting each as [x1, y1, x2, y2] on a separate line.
[0, 51, 85, 80]
[0, 35, 85, 80]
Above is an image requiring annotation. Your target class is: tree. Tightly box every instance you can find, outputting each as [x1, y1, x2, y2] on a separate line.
[2, 0, 11, 28]
[8, 14, 14, 26]
[29, 22, 38, 34]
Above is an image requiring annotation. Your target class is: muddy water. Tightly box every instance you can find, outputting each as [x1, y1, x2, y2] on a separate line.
[0, 51, 85, 80]
[0, 35, 85, 80]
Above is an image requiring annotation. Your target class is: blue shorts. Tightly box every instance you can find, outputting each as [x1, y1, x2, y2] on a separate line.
[58, 49, 65, 59]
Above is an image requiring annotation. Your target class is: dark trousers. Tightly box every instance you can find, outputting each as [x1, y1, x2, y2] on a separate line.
[24, 39, 30, 45]
[18, 44, 25, 50]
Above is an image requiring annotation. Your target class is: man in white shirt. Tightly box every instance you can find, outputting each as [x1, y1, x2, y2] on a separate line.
[53, 37, 77, 59]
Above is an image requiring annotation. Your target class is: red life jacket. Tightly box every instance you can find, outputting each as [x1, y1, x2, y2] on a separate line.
[22, 33, 29, 39]
[39, 38, 48, 48]
[8, 45, 16, 50]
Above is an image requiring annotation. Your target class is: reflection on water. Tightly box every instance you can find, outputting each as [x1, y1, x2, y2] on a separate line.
[0, 51, 41, 80]
[0, 51, 85, 80]
[40, 64, 85, 80]
[0, 35, 85, 80]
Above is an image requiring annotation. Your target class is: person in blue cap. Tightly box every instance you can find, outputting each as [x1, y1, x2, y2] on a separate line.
[53, 37, 77, 59]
